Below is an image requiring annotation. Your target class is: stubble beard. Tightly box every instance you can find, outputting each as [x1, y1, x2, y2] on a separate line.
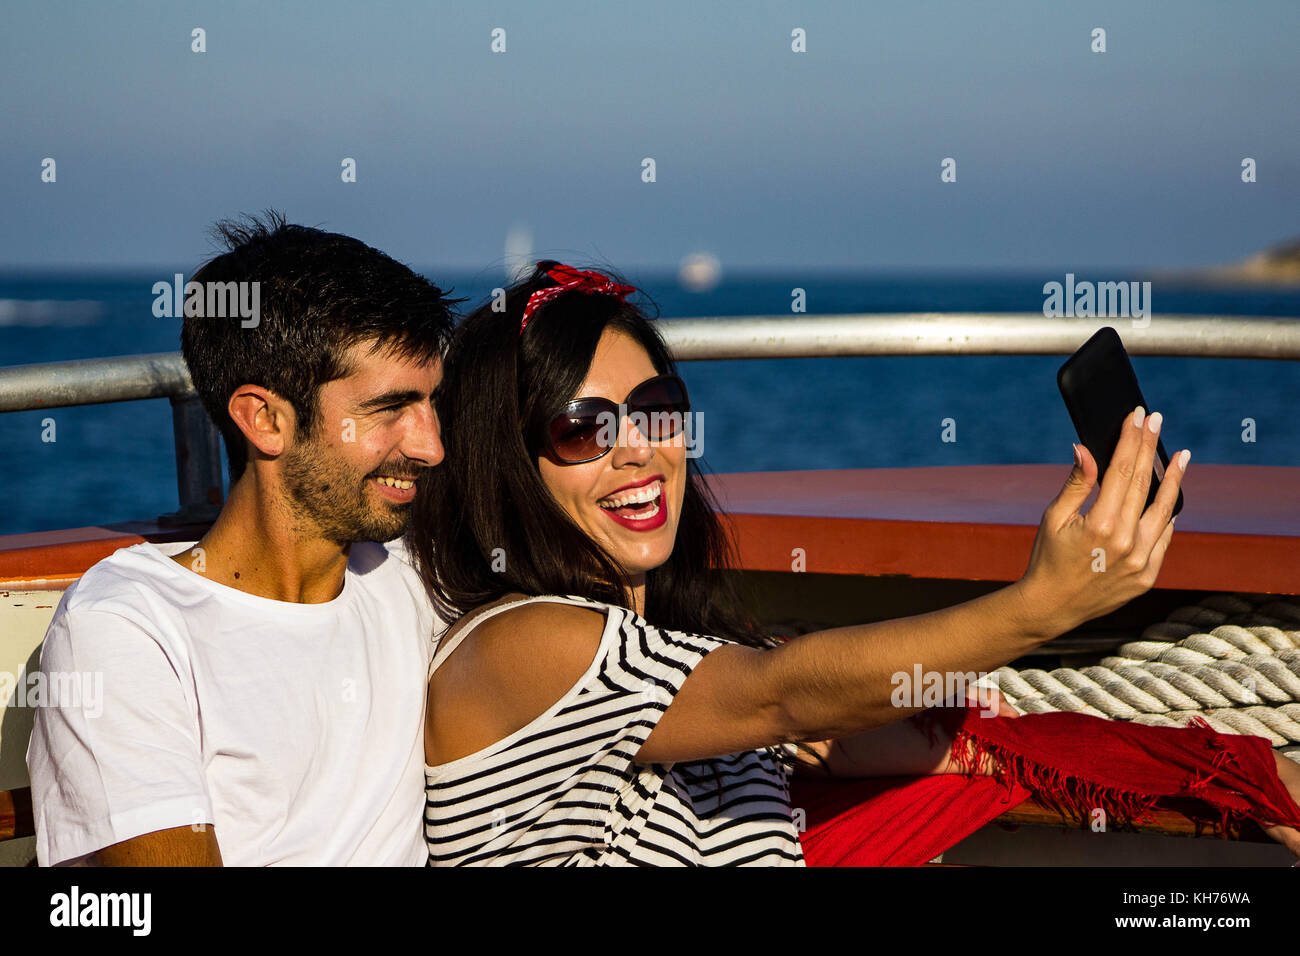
[281, 434, 410, 545]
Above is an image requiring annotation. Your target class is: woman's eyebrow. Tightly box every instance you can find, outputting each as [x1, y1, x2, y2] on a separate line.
[355, 388, 427, 412]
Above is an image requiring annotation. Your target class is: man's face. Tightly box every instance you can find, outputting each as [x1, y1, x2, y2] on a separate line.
[282, 339, 443, 544]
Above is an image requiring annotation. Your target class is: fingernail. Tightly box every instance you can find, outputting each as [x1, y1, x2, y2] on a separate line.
[1133, 406, 1145, 429]
[1072, 443, 1082, 467]
[1178, 448, 1190, 469]
[1146, 411, 1163, 434]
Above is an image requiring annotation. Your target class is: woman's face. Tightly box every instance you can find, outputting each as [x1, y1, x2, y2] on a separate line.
[537, 328, 687, 581]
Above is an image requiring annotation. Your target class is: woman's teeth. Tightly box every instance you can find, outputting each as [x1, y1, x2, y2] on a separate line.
[621, 498, 661, 520]
[598, 480, 664, 521]
[598, 480, 662, 510]
[601, 496, 661, 521]
[374, 476, 415, 490]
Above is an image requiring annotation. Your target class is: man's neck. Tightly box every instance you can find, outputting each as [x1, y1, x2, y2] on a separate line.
[171, 471, 351, 604]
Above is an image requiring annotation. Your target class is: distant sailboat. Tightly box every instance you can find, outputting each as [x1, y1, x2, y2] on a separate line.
[504, 224, 533, 283]
[679, 251, 722, 292]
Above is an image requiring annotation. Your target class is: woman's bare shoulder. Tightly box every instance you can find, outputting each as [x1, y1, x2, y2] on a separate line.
[469, 597, 607, 676]
[435, 597, 608, 702]
[427, 596, 610, 759]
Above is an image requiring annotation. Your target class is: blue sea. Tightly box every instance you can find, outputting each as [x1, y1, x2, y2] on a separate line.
[1, 270, 1298, 536]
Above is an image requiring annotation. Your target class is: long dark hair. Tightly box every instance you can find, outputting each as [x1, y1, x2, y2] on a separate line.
[406, 261, 775, 653]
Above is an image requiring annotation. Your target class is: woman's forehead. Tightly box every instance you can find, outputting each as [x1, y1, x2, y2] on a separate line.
[575, 329, 657, 399]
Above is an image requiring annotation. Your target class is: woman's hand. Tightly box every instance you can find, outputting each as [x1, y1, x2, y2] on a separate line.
[1013, 408, 1188, 639]
[967, 685, 1019, 718]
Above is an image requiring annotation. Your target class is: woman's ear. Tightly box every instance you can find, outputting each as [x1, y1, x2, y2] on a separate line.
[226, 385, 297, 460]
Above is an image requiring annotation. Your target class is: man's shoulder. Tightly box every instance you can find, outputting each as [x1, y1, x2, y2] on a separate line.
[350, 537, 444, 630]
[40, 543, 203, 670]
[63, 540, 195, 616]
[352, 537, 425, 592]
[379, 536, 417, 568]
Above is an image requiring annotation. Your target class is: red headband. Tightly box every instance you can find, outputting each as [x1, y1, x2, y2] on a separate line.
[519, 264, 636, 335]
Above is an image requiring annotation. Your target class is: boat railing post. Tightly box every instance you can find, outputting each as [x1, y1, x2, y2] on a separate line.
[161, 391, 224, 525]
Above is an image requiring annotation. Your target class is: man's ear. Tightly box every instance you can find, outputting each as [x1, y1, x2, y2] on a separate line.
[227, 385, 297, 460]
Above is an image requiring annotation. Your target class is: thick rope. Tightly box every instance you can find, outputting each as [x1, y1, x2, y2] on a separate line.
[986, 595, 1300, 765]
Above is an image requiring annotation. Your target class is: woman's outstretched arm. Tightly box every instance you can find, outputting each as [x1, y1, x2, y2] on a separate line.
[637, 407, 1186, 764]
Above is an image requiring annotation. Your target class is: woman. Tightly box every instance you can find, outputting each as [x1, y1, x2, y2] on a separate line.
[409, 261, 1300, 866]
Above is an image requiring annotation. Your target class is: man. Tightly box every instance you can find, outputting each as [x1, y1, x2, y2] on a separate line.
[27, 213, 457, 865]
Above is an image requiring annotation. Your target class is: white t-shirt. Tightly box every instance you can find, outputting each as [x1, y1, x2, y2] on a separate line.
[26, 537, 440, 866]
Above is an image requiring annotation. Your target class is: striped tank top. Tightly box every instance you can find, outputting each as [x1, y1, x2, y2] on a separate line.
[424, 594, 804, 866]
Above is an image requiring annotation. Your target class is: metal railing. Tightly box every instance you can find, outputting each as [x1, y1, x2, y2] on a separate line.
[1, 313, 1297, 522]
[0, 352, 223, 524]
[662, 313, 1300, 360]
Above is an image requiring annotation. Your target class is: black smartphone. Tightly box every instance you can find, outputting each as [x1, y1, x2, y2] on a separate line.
[1057, 327, 1184, 517]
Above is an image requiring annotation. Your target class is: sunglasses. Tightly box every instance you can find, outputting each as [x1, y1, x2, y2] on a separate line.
[543, 374, 691, 464]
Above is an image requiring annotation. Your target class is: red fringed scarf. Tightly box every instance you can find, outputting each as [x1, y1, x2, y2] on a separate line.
[792, 706, 1300, 867]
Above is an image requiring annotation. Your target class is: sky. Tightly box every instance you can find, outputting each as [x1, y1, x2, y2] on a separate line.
[2, 0, 1298, 272]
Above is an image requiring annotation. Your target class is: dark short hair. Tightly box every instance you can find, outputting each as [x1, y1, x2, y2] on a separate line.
[182, 211, 460, 481]
[406, 261, 771, 650]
